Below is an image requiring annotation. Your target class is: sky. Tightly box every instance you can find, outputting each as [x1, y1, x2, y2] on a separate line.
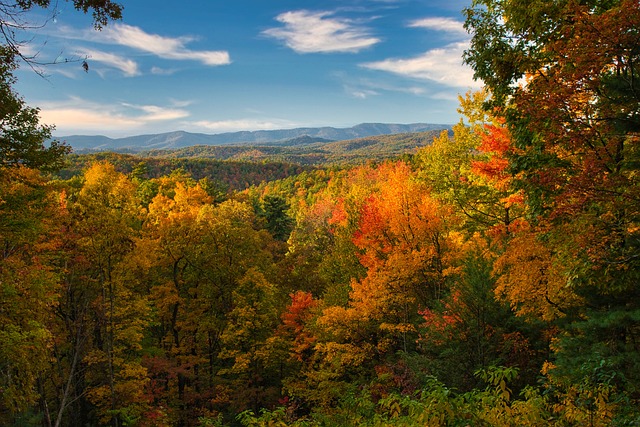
[15, 0, 481, 138]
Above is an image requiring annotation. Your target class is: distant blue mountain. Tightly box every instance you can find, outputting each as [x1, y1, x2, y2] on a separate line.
[57, 123, 452, 151]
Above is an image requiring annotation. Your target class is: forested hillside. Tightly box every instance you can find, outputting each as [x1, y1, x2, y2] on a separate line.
[127, 130, 444, 165]
[59, 123, 448, 151]
[1, 0, 639, 426]
[58, 152, 313, 192]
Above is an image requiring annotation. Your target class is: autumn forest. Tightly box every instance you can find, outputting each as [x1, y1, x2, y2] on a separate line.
[1, 0, 640, 426]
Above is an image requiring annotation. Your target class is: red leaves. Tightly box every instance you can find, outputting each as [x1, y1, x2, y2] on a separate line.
[281, 291, 318, 334]
[471, 124, 513, 191]
[279, 291, 318, 361]
[419, 291, 463, 345]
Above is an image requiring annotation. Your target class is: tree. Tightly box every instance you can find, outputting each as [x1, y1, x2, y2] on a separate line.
[0, 0, 122, 171]
[464, 0, 639, 217]
[218, 269, 281, 413]
[137, 181, 280, 422]
[260, 195, 294, 241]
[0, 167, 60, 422]
[0, 48, 69, 171]
[1, 0, 122, 56]
[58, 162, 148, 427]
[465, 0, 640, 416]
[318, 162, 461, 389]
[416, 89, 526, 237]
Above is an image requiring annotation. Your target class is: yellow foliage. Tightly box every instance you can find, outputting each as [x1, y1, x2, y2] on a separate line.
[494, 228, 583, 321]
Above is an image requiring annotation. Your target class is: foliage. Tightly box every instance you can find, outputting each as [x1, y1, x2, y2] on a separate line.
[1, 1, 640, 423]
[0, 48, 69, 171]
[59, 152, 312, 191]
[0, 167, 59, 420]
[114, 130, 446, 166]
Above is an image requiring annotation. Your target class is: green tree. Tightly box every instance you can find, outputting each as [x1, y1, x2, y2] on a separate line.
[0, 167, 59, 423]
[0, 0, 122, 171]
[261, 195, 294, 241]
[0, 48, 69, 172]
[465, 0, 640, 419]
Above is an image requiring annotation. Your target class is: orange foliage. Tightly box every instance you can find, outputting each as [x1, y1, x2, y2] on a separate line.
[319, 161, 461, 354]
[494, 226, 583, 321]
[471, 124, 513, 192]
[279, 291, 319, 361]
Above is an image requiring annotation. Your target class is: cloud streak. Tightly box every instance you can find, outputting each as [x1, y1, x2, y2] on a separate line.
[361, 41, 481, 89]
[263, 10, 380, 53]
[336, 73, 428, 99]
[100, 23, 231, 66]
[408, 17, 468, 37]
[83, 49, 140, 76]
[192, 118, 298, 132]
[38, 97, 191, 135]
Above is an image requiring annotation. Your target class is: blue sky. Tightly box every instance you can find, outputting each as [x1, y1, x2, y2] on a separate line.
[16, 0, 480, 138]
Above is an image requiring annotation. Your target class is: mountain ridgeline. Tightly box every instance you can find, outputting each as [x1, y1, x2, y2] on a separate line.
[137, 129, 449, 165]
[58, 122, 451, 151]
[58, 128, 450, 190]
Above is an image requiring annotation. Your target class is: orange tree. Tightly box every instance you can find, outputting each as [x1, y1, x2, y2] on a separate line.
[465, 0, 640, 418]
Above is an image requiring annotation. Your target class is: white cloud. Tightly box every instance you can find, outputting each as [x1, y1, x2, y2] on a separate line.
[19, 44, 40, 58]
[343, 81, 428, 98]
[49, 66, 80, 79]
[121, 103, 190, 121]
[345, 86, 379, 99]
[43, 108, 141, 132]
[263, 10, 380, 53]
[340, 76, 427, 98]
[38, 97, 190, 135]
[361, 41, 481, 89]
[430, 90, 461, 101]
[151, 66, 178, 75]
[83, 49, 140, 76]
[101, 23, 231, 66]
[408, 17, 468, 37]
[192, 119, 298, 132]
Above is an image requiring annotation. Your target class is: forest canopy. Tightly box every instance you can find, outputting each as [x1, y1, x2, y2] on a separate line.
[0, 0, 639, 426]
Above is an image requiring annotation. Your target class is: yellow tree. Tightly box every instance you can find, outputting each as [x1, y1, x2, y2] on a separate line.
[417, 90, 526, 238]
[139, 181, 277, 422]
[55, 162, 149, 426]
[0, 167, 60, 422]
[316, 161, 461, 395]
[218, 269, 281, 413]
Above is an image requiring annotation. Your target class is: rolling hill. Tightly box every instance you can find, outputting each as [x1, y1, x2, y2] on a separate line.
[58, 123, 451, 151]
[135, 130, 449, 165]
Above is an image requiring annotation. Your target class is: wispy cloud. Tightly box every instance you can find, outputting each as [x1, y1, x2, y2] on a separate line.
[100, 23, 231, 66]
[335, 71, 428, 98]
[361, 41, 481, 89]
[121, 103, 190, 121]
[408, 17, 468, 37]
[38, 97, 190, 135]
[150, 66, 178, 75]
[83, 49, 140, 76]
[263, 10, 380, 53]
[345, 86, 380, 99]
[359, 16, 479, 90]
[192, 118, 298, 132]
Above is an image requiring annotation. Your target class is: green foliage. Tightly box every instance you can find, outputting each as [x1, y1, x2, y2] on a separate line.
[0, 48, 69, 172]
[260, 195, 294, 241]
[2, 2, 639, 422]
[58, 151, 311, 190]
[128, 130, 445, 166]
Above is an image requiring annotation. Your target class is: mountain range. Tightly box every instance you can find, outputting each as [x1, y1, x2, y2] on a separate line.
[58, 123, 452, 151]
